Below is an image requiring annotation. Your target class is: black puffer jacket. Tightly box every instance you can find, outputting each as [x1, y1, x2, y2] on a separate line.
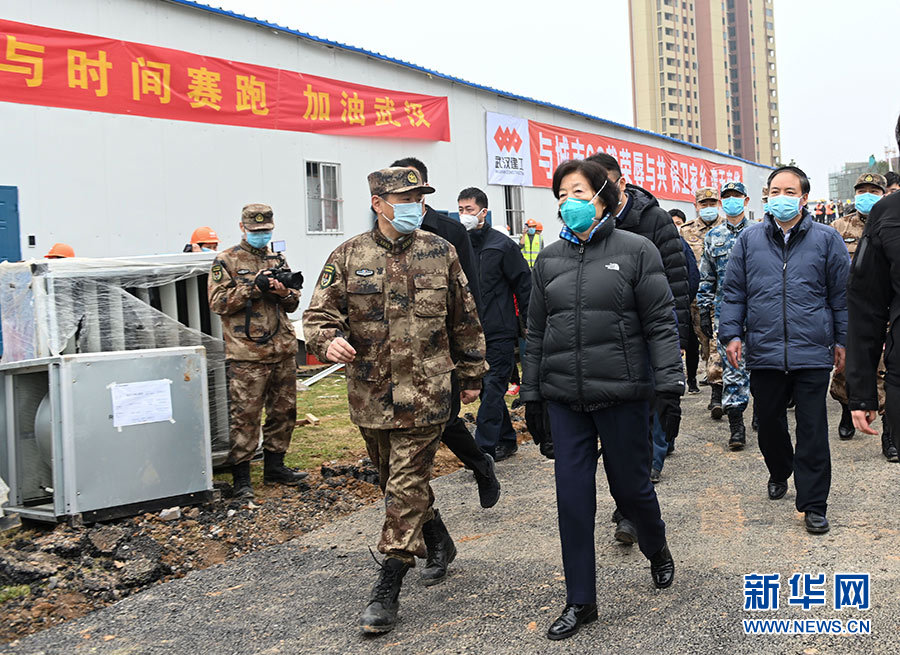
[618, 184, 691, 349]
[521, 218, 685, 406]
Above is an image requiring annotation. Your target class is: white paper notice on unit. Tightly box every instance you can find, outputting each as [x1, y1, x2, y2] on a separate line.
[108, 379, 175, 430]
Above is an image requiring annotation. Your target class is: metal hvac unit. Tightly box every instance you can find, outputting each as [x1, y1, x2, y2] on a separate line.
[0, 347, 213, 524]
[0, 254, 230, 465]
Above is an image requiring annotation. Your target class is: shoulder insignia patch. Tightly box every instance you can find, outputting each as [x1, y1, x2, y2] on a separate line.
[211, 264, 223, 282]
[355, 269, 374, 277]
[320, 264, 336, 288]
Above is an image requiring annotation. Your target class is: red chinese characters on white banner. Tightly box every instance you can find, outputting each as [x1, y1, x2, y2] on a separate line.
[528, 119, 742, 202]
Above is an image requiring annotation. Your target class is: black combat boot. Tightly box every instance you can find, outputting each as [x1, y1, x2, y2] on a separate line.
[727, 408, 746, 451]
[420, 510, 457, 586]
[359, 557, 410, 634]
[882, 426, 899, 462]
[708, 384, 724, 420]
[838, 404, 855, 440]
[231, 461, 254, 500]
[263, 451, 308, 486]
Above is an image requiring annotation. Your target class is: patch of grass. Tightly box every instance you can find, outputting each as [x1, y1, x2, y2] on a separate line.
[0, 585, 30, 603]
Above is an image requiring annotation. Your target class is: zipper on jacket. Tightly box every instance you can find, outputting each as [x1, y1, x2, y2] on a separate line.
[575, 243, 586, 402]
[781, 241, 789, 372]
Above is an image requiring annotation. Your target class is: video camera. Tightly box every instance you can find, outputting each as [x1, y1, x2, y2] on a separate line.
[255, 266, 304, 292]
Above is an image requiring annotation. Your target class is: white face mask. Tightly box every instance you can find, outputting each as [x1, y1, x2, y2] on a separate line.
[459, 208, 483, 231]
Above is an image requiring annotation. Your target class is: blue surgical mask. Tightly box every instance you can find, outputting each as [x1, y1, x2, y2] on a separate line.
[854, 192, 881, 216]
[721, 197, 746, 217]
[246, 230, 272, 249]
[384, 201, 423, 234]
[763, 201, 770, 214]
[559, 181, 606, 233]
[768, 196, 801, 223]
[528, 227, 536, 235]
[698, 207, 719, 223]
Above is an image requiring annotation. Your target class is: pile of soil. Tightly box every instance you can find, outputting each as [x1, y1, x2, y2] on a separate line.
[0, 405, 527, 644]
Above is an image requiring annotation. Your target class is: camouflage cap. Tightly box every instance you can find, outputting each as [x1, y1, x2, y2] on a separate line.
[368, 167, 436, 196]
[720, 181, 747, 196]
[695, 186, 719, 202]
[241, 203, 274, 230]
[854, 172, 886, 192]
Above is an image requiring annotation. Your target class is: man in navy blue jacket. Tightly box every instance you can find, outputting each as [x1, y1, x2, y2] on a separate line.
[719, 166, 850, 535]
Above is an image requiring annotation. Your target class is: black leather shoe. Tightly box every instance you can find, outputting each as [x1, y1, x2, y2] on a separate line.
[546, 603, 598, 641]
[881, 429, 898, 462]
[493, 442, 518, 462]
[838, 405, 855, 440]
[804, 512, 830, 534]
[614, 518, 637, 545]
[649, 544, 675, 589]
[767, 480, 788, 500]
[650, 468, 661, 484]
[687, 380, 700, 394]
[473, 455, 501, 508]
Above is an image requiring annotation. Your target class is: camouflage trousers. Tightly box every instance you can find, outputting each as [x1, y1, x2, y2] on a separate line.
[226, 357, 297, 465]
[716, 339, 749, 411]
[359, 423, 444, 565]
[691, 301, 722, 384]
[830, 354, 886, 411]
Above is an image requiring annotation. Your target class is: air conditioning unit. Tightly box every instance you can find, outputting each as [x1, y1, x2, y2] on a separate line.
[0, 254, 230, 466]
[0, 347, 213, 524]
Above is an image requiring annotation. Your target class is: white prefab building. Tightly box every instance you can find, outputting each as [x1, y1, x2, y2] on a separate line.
[0, 0, 773, 319]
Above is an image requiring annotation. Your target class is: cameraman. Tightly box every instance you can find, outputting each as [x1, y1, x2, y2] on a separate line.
[208, 203, 307, 500]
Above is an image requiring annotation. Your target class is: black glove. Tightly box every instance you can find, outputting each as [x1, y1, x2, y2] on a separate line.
[655, 392, 682, 445]
[699, 309, 714, 340]
[525, 401, 548, 445]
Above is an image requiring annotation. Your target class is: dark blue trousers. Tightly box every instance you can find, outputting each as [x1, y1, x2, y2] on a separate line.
[474, 338, 517, 456]
[548, 400, 667, 605]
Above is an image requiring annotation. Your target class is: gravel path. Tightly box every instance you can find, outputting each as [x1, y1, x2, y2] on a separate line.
[6, 393, 897, 654]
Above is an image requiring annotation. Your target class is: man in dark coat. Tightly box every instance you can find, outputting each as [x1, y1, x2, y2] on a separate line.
[719, 166, 849, 536]
[457, 186, 532, 462]
[391, 157, 500, 508]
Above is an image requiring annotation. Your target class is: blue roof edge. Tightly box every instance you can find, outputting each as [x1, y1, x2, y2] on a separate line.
[162, 0, 773, 170]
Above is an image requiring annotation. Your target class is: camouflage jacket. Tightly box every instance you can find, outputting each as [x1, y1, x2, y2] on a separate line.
[208, 241, 300, 362]
[303, 225, 487, 430]
[680, 217, 722, 264]
[697, 217, 749, 320]
[830, 211, 865, 256]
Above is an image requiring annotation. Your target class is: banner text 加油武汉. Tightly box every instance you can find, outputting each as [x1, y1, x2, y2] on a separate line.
[0, 19, 450, 141]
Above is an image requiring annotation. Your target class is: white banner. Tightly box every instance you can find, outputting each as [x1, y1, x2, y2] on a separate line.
[485, 111, 532, 185]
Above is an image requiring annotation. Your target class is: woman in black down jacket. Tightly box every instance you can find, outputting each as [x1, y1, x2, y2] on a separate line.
[521, 159, 684, 641]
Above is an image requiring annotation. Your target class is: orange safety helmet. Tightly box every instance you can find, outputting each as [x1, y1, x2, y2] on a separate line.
[45, 243, 75, 259]
[190, 226, 219, 245]
[536, 222, 544, 232]
[525, 218, 538, 228]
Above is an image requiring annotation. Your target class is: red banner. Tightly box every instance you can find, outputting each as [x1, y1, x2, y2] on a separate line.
[528, 119, 742, 202]
[0, 19, 450, 141]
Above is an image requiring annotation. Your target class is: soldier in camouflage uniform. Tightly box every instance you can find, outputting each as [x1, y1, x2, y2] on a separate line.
[698, 182, 752, 449]
[303, 168, 487, 635]
[681, 187, 724, 416]
[829, 173, 895, 460]
[208, 204, 307, 501]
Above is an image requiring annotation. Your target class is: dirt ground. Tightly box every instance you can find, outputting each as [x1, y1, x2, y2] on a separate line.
[0, 373, 526, 644]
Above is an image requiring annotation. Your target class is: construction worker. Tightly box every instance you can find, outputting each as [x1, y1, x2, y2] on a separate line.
[187, 226, 220, 252]
[814, 202, 825, 223]
[519, 218, 543, 268]
[45, 243, 74, 259]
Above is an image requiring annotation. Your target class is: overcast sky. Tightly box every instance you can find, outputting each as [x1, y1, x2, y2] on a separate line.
[213, 0, 899, 200]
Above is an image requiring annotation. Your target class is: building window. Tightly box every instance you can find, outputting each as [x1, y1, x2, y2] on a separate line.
[306, 161, 342, 233]
[504, 186, 524, 235]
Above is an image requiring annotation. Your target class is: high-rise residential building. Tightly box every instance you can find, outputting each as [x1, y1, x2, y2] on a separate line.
[629, 0, 781, 166]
